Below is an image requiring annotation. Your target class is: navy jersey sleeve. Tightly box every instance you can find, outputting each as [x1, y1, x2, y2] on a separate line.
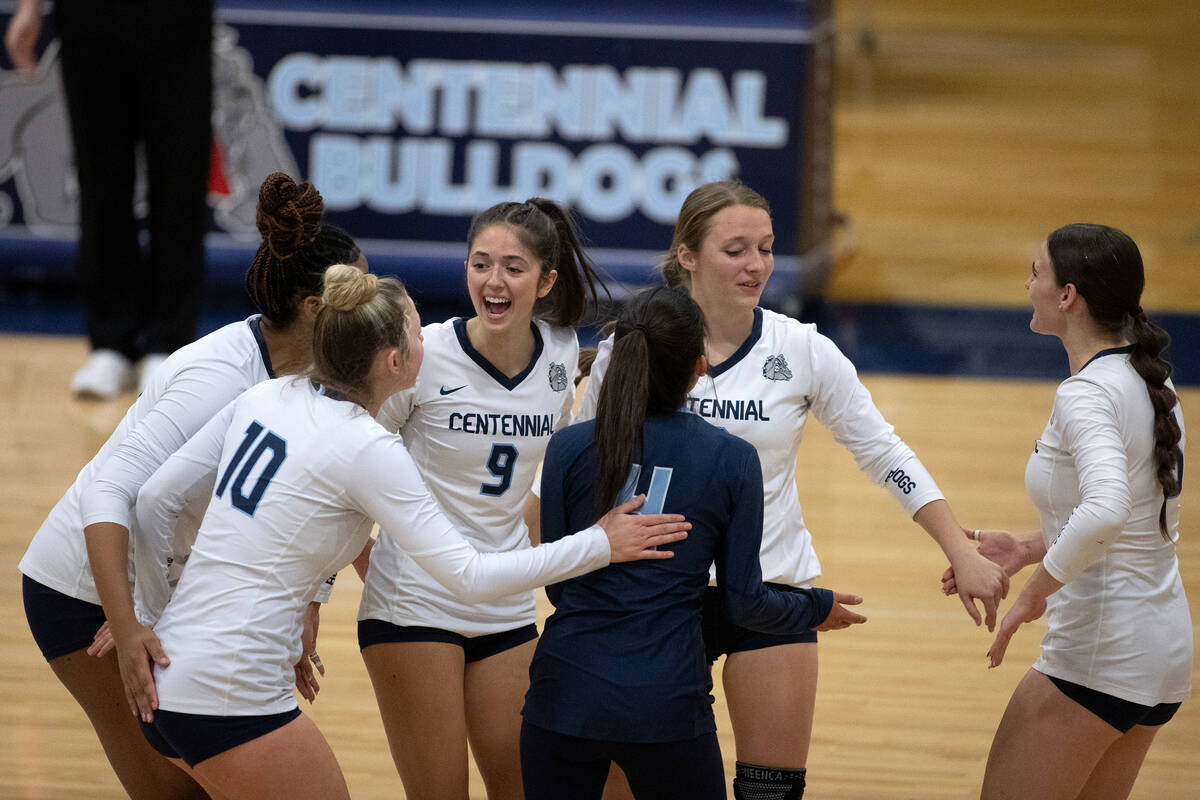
[715, 441, 833, 631]
[539, 429, 573, 606]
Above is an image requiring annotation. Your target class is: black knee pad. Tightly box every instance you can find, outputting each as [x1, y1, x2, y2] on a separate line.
[732, 761, 806, 800]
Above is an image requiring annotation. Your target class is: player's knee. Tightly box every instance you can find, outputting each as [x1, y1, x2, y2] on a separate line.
[732, 762, 806, 800]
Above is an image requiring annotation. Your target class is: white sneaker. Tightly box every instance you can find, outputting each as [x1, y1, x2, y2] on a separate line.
[70, 349, 136, 400]
[139, 353, 170, 395]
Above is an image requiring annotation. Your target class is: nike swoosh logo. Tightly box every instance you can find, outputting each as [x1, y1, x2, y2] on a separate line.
[440, 385, 468, 395]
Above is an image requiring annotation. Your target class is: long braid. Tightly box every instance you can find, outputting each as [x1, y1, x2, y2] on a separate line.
[1128, 309, 1182, 536]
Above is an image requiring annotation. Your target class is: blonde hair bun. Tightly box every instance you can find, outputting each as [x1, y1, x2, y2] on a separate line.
[322, 264, 378, 311]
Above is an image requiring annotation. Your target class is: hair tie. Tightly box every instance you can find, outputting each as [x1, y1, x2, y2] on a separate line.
[616, 320, 650, 339]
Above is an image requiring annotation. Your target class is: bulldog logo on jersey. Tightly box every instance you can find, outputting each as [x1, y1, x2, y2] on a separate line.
[548, 362, 569, 392]
[762, 354, 793, 381]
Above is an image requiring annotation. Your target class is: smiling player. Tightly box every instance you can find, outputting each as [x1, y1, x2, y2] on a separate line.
[577, 181, 1009, 799]
[358, 199, 606, 799]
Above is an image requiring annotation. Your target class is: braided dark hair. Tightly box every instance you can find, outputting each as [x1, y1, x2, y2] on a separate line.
[1047, 223, 1181, 536]
[465, 198, 606, 327]
[244, 173, 362, 327]
[593, 286, 706, 515]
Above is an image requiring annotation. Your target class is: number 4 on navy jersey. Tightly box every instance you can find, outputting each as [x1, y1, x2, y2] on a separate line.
[617, 463, 674, 514]
[215, 421, 287, 516]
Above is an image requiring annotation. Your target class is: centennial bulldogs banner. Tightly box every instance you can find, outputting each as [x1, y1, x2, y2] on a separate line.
[0, 1, 833, 308]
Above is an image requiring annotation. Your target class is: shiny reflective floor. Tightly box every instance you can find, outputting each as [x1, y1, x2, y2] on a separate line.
[1, 337, 1196, 798]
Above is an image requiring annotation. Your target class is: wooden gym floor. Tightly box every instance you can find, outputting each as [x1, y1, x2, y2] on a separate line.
[1, 339, 1196, 798]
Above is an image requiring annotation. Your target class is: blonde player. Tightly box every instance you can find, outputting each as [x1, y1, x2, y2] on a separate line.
[121, 265, 686, 800]
[359, 198, 604, 799]
[21, 173, 360, 798]
[576, 182, 1009, 798]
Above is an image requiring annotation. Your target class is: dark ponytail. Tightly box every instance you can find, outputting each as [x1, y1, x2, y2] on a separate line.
[1047, 223, 1181, 537]
[245, 173, 362, 327]
[593, 287, 706, 515]
[1129, 310, 1182, 534]
[466, 198, 607, 327]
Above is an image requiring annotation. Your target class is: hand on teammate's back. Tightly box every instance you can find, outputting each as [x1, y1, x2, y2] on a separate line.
[598, 494, 691, 562]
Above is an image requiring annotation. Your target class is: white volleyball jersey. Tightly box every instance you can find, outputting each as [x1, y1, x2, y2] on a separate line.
[1027, 348, 1191, 705]
[361, 318, 578, 635]
[140, 378, 608, 716]
[21, 316, 275, 606]
[578, 307, 943, 587]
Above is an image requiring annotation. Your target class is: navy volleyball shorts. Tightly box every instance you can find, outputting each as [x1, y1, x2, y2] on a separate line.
[358, 619, 538, 663]
[141, 707, 303, 766]
[1047, 674, 1181, 733]
[22, 574, 107, 661]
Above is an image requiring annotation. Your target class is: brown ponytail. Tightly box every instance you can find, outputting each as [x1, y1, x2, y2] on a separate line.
[593, 286, 706, 515]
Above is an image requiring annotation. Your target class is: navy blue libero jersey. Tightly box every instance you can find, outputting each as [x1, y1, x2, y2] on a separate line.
[525, 410, 834, 743]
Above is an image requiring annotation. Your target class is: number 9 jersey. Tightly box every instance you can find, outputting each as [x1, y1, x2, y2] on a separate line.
[360, 318, 579, 635]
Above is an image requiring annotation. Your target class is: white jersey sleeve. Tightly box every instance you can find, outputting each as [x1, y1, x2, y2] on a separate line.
[348, 435, 610, 603]
[79, 351, 264, 531]
[577, 313, 941, 587]
[377, 385, 418, 433]
[573, 334, 612, 423]
[1039, 377, 1133, 584]
[21, 317, 272, 605]
[804, 330, 943, 516]
[1028, 350, 1190, 706]
[133, 400, 234, 624]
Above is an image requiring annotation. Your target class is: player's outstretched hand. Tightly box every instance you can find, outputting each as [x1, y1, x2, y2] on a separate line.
[599, 494, 690, 562]
[987, 591, 1047, 668]
[815, 592, 867, 631]
[942, 529, 1028, 595]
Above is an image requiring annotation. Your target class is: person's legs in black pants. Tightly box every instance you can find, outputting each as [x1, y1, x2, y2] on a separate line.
[54, 2, 143, 366]
[520, 721, 611, 800]
[138, 0, 212, 357]
[616, 731, 727, 800]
